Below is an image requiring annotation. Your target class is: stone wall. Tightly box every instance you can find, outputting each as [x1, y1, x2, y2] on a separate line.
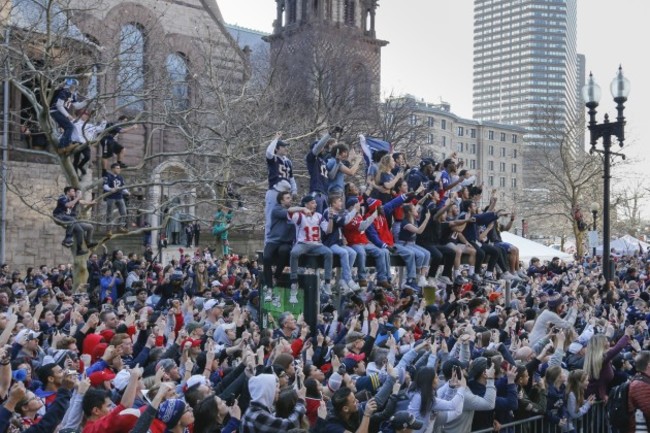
[2, 160, 267, 269]
[4, 161, 74, 267]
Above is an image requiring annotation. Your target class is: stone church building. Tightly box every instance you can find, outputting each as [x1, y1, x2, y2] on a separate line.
[0, 0, 388, 268]
[1, 0, 248, 267]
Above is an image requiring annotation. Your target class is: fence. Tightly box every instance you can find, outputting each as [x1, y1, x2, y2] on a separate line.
[470, 401, 608, 433]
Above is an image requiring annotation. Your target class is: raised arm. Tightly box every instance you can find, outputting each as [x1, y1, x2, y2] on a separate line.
[265, 131, 282, 159]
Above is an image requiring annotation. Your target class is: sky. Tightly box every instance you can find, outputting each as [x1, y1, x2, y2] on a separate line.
[218, 0, 650, 189]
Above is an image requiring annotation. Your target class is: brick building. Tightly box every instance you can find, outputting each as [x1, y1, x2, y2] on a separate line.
[0, 0, 248, 267]
[397, 95, 525, 214]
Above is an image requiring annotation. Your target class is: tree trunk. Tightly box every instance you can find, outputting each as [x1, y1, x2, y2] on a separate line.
[73, 252, 89, 293]
[573, 223, 584, 258]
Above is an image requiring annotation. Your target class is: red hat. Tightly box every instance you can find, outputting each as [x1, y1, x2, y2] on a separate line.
[181, 338, 201, 349]
[91, 343, 108, 364]
[100, 330, 115, 343]
[89, 369, 116, 387]
[488, 292, 502, 303]
[346, 353, 366, 362]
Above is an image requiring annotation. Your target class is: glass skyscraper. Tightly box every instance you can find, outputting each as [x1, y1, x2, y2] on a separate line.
[472, 0, 582, 142]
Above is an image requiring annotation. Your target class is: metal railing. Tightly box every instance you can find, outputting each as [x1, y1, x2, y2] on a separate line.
[470, 401, 608, 433]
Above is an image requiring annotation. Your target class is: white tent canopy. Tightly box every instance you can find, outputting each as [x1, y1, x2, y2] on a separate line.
[501, 231, 574, 264]
[596, 235, 650, 256]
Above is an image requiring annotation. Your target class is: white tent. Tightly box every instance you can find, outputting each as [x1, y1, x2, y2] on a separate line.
[596, 235, 650, 256]
[501, 231, 574, 263]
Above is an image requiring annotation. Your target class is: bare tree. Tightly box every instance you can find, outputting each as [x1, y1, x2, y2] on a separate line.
[519, 107, 604, 257]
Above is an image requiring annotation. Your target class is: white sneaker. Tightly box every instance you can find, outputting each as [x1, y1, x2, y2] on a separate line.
[338, 280, 350, 294]
[437, 276, 453, 286]
[289, 283, 299, 304]
[418, 276, 428, 287]
[501, 272, 515, 281]
[263, 286, 272, 302]
[323, 282, 332, 296]
[427, 277, 437, 287]
[347, 280, 361, 292]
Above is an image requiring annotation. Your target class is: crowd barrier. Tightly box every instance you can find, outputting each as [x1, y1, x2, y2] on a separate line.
[470, 401, 608, 433]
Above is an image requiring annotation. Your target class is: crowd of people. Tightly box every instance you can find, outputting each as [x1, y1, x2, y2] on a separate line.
[3, 124, 650, 433]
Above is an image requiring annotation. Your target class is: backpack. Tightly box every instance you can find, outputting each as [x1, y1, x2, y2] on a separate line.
[608, 381, 631, 431]
[609, 375, 650, 432]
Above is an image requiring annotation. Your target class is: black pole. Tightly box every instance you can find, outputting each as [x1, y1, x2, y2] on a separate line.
[602, 128, 611, 281]
[592, 210, 597, 258]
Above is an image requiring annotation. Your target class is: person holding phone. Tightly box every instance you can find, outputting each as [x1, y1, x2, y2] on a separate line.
[436, 360, 495, 433]
[406, 366, 466, 433]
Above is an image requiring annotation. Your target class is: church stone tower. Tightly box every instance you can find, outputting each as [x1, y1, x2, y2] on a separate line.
[264, 0, 388, 104]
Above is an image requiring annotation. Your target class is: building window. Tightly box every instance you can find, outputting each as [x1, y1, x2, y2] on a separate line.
[500, 147, 506, 157]
[488, 145, 494, 156]
[488, 130, 494, 140]
[87, 64, 99, 100]
[488, 160, 494, 171]
[409, 114, 417, 125]
[165, 53, 189, 110]
[500, 162, 506, 172]
[344, 0, 356, 26]
[426, 134, 433, 144]
[500, 177, 506, 187]
[500, 132, 506, 142]
[488, 176, 494, 186]
[457, 142, 463, 153]
[441, 119, 447, 130]
[512, 163, 517, 173]
[457, 126, 464, 136]
[117, 24, 145, 111]
[470, 128, 477, 138]
[427, 116, 434, 127]
[288, 0, 297, 23]
[441, 136, 446, 146]
[513, 149, 517, 158]
[512, 134, 518, 143]
[470, 159, 476, 169]
[470, 143, 476, 154]
[512, 178, 517, 188]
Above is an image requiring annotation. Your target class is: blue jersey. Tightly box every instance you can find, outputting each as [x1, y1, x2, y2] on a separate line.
[103, 173, 127, 200]
[50, 88, 76, 112]
[306, 151, 329, 193]
[53, 195, 74, 216]
[267, 155, 293, 190]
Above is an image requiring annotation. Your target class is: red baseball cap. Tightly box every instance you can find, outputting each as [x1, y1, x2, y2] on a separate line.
[89, 369, 116, 387]
[181, 338, 201, 349]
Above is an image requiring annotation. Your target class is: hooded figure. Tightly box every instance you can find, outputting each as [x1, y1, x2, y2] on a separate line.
[240, 374, 306, 433]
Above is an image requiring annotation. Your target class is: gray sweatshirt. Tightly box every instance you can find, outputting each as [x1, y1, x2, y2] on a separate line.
[267, 204, 295, 245]
[437, 380, 496, 433]
[529, 307, 578, 346]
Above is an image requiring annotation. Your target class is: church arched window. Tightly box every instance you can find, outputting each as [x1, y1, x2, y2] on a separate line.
[165, 53, 189, 110]
[117, 23, 145, 111]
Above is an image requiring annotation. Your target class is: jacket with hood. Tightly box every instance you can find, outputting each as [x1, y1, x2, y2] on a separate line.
[240, 374, 305, 433]
[367, 195, 408, 247]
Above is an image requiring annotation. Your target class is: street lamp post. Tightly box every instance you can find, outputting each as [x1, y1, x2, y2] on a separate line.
[582, 66, 630, 281]
[590, 202, 598, 258]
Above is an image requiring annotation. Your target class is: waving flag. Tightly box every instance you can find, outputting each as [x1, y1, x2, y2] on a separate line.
[359, 135, 392, 175]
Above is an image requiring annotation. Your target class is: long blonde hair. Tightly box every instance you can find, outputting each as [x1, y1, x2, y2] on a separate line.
[375, 154, 394, 184]
[566, 369, 587, 407]
[584, 334, 608, 380]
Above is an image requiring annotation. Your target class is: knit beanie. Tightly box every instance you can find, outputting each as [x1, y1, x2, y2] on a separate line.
[328, 372, 343, 392]
[157, 399, 186, 428]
